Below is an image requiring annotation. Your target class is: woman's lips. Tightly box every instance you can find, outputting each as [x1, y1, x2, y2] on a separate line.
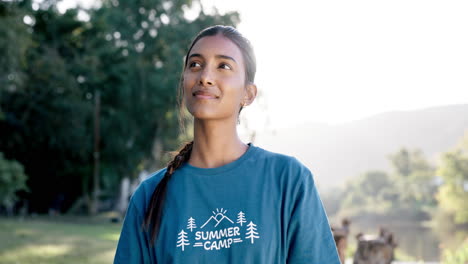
[195, 94, 217, 99]
[193, 91, 218, 99]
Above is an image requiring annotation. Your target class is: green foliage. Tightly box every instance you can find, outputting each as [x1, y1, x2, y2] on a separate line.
[0, 1, 32, 94]
[391, 148, 437, 214]
[442, 239, 468, 264]
[0, 153, 29, 209]
[389, 148, 432, 177]
[436, 131, 468, 225]
[1, 5, 98, 212]
[339, 170, 395, 217]
[325, 136, 468, 261]
[0, 0, 240, 213]
[334, 148, 437, 222]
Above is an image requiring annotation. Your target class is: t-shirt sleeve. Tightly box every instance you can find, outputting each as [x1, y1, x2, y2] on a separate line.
[114, 200, 153, 264]
[286, 170, 341, 264]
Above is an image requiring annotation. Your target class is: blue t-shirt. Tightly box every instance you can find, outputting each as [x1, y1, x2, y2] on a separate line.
[114, 144, 340, 264]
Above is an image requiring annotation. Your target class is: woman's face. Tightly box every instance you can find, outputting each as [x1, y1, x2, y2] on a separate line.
[183, 34, 253, 122]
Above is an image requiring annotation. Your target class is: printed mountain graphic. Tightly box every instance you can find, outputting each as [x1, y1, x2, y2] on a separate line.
[201, 208, 234, 228]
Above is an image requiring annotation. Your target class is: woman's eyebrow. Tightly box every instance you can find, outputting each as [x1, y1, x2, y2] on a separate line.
[215, 55, 237, 63]
[188, 53, 236, 63]
[188, 53, 203, 60]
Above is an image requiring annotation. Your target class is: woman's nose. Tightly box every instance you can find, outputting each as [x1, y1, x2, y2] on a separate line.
[199, 67, 215, 86]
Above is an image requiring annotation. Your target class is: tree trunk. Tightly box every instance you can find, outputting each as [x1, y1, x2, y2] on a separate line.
[116, 177, 130, 216]
[90, 89, 101, 215]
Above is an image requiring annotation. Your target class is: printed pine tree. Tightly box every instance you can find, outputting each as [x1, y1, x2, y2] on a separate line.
[245, 221, 260, 244]
[237, 211, 246, 226]
[176, 229, 190, 251]
[187, 217, 197, 232]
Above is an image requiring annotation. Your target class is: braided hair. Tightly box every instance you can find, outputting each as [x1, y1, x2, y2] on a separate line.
[143, 141, 194, 244]
[143, 25, 256, 245]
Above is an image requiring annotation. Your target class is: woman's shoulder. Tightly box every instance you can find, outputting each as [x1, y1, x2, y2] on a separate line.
[254, 145, 314, 180]
[140, 168, 167, 188]
[129, 168, 167, 214]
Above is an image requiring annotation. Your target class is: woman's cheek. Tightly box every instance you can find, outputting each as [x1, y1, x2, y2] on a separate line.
[183, 77, 195, 97]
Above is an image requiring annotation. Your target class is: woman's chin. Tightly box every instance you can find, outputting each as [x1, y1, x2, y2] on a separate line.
[187, 106, 237, 122]
[193, 114, 220, 121]
[192, 113, 235, 123]
[189, 108, 221, 120]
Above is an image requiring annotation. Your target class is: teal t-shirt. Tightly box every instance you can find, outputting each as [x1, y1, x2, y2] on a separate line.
[114, 144, 340, 264]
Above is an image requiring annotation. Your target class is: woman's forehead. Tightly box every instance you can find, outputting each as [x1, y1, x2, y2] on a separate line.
[189, 35, 244, 63]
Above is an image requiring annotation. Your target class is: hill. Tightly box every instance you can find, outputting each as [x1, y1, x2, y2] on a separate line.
[255, 104, 468, 189]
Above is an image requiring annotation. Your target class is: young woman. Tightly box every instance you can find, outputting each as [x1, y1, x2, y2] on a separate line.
[114, 25, 341, 264]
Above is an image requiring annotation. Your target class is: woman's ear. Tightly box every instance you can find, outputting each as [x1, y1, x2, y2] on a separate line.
[243, 83, 257, 106]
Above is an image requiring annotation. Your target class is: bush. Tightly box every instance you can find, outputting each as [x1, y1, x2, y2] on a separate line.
[0, 152, 28, 212]
[442, 239, 468, 264]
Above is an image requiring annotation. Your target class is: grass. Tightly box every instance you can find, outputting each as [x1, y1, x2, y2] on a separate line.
[0, 214, 122, 264]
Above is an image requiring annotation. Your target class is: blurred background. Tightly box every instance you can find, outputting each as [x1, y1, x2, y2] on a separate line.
[1, 0, 467, 263]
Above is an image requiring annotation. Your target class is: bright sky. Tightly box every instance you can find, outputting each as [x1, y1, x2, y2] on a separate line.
[58, 0, 468, 131]
[207, 0, 468, 131]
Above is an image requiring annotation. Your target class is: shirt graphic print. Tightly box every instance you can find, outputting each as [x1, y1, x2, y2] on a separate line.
[177, 208, 260, 252]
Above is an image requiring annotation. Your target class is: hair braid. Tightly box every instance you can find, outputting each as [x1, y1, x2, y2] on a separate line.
[143, 141, 194, 244]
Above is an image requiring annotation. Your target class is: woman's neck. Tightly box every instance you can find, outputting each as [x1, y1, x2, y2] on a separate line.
[189, 119, 248, 168]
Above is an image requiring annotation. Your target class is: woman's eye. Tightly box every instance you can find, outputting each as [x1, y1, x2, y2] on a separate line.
[219, 63, 232, 70]
[189, 62, 201, 68]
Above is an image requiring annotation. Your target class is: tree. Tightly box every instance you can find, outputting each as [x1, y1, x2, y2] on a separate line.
[442, 238, 468, 264]
[237, 211, 246, 226]
[334, 148, 437, 222]
[0, 1, 32, 103]
[338, 170, 396, 218]
[245, 221, 259, 244]
[389, 148, 437, 216]
[1, 4, 96, 213]
[0, 153, 29, 214]
[176, 229, 189, 251]
[187, 217, 196, 232]
[389, 148, 433, 178]
[436, 131, 468, 225]
[389, 148, 412, 177]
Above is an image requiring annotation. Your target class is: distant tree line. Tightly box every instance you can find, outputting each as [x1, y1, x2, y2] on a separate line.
[323, 131, 468, 233]
[0, 0, 239, 214]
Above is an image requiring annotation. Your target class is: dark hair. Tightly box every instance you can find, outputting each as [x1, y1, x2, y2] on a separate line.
[183, 25, 256, 84]
[143, 25, 257, 244]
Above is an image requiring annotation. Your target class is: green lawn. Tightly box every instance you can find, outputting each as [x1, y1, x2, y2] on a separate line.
[0, 215, 122, 264]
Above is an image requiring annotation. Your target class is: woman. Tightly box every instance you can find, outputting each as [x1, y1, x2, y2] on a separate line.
[114, 25, 340, 264]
